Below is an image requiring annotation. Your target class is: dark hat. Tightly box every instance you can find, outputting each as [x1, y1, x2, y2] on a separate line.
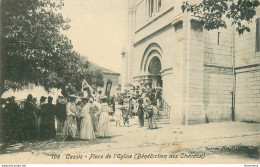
[82, 97, 89, 103]
[118, 105, 125, 110]
[40, 96, 47, 102]
[138, 98, 143, 103]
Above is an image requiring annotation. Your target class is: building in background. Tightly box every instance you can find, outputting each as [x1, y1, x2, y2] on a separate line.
[2, 65, 121, 102]
[2, 83, 61, 103]
[90, 63, 121, 97]
[99, 67, 121, 96]
[122, 0, 260, 124]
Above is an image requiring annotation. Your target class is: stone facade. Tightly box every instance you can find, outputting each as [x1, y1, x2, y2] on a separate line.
[122, 0, 260, 124]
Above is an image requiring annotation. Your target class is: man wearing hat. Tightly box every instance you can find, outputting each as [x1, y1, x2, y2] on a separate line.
[56, 96, 67, 133]
[136, 98, 145, 127]
[144, 98, 157, 129]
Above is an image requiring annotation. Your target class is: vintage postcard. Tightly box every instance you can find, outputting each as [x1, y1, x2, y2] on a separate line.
[0, 0, 259, 164]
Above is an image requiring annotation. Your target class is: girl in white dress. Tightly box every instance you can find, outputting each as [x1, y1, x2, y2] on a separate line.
[80, 98, 95, 140]
[114, 103, 123, 127]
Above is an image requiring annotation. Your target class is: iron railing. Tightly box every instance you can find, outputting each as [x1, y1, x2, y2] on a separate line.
[161, 97, 171, 118]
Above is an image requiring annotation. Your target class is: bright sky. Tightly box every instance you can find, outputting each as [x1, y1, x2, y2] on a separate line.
[61, 0, 128, 73]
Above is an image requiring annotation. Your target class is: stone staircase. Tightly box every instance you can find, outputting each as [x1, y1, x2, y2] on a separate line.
[144, 97, 171, 125]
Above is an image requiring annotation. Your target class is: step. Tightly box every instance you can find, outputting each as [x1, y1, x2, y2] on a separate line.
[144, 121, 170, 125]
[144, 118, 170, 124]
[158, 115, 169, 119]
[144, 118, 169, 122]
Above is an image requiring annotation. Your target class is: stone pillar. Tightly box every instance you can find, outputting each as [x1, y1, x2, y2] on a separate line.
[127, 0, 136, 85]
[186, 19, 205, 125]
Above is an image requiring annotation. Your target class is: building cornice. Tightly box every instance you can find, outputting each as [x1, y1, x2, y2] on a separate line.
[134, 23, 174, 47]
[135, 6, 174, 34]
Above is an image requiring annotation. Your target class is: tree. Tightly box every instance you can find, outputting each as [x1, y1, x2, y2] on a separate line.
[43, 52, 105, 97]
[0, 0, 70, 96]
[0, 0, 104, 97]
[181, 0, 260, 35]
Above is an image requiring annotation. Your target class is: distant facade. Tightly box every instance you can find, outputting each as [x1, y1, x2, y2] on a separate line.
[3, 67, 120, 101]
[89, 63, 121, 96]
[121, 0, 260, 124]
[99, 67, 121, 96]
[2, 83, 60, 103]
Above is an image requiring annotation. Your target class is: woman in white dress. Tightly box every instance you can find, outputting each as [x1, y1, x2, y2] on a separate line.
[98, 96, 110, 137]
[80, 98, 95, 140]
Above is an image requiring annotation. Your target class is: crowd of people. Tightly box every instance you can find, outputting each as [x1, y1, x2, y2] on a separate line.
[0, 86, 162, 143]
[114, 87, 162, 129]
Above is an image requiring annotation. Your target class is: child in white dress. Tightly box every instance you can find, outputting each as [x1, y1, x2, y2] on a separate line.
[114, 103, 123, 127]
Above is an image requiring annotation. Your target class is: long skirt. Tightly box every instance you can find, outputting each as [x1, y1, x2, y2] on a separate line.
[98, 112, 109, 137]
[63, 116, 77, 138]
[90, 114, 97, 132]
[80, 114, 95, 140]
[138, 114, 144, 127]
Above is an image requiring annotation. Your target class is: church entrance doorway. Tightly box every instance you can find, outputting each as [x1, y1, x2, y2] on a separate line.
[147, 56, 162, 88]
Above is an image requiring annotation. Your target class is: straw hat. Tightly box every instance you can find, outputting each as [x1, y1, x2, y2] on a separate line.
[69, 94, 77, 98]
[100, 95, 108, 99]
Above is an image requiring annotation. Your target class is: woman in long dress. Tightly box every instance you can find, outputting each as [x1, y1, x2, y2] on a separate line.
[98, 96, 110, 137]
[89, 98, 97, 132]
[63, 96, 77, 140]
[39, 96, 56, 139]
[80, 98, 95, 140]
[23, 94, 37, 140]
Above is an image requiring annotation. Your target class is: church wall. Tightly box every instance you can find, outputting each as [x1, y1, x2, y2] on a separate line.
[133, 5, 186, 125]
[127, 1, 260, 125]
[235, 8, 260, 123]
[202, 27, 234, 123]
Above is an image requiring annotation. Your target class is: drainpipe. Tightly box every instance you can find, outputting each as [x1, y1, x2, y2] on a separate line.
[231, 22, 236, 121]
[184, 11, 190, 125]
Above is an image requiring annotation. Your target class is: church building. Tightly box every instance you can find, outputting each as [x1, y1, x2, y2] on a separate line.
[121, 0, 260, 125]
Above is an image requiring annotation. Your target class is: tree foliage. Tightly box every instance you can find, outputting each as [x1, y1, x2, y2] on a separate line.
[181, 0, 260, 35]
[0, 0, 104, 97]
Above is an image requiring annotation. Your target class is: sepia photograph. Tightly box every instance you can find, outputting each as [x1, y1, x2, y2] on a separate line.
[0, 0, 259, 164]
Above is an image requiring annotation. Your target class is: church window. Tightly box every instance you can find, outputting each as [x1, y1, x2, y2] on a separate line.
[158, 0, 161, 12]
[147, 0, 161, 18]
[256, 18, 260, 52]
[150, 0, 154, 17]
[174, 21, 183, 32]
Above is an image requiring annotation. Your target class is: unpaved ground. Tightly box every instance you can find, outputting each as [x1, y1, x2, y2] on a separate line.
[0, 121, 259, 164]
